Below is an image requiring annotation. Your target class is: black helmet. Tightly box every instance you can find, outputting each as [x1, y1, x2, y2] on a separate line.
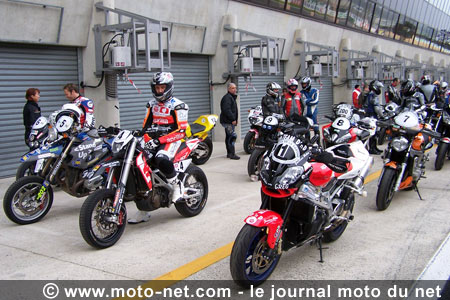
[266, 82, 281, 97]
[401, 79, 416, 97]
[369, 80, 384, 95]
[151, 72, 174, 102]
[421, 75, 431, 85]
[300, 76, 312, 91]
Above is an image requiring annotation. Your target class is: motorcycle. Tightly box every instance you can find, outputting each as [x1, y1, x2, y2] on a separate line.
[243, 106, 264, 154]
[434, 104, 450, 170]
[376, 106, 440, 210]
[16, 113, 59, 179]
[3, 105, 115, 225]
[230, 120, 375, 288]
[79, 128, 208, 249]
[247, 113, 307, 181]
[322, 103, 363, 148]
[186, 114, 218, 165]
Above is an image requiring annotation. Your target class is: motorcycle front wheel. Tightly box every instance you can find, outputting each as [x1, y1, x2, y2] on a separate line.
[191, 137, 213, 165]
[247, 149, 265, 179]
[243, 131, 256, 154]
[230, 224, 281, 288]
[175, 165, 208, 217]
[376, 168, 397, 211]
[3, 175, 53, 225]
[79, 189, 127, 249]
[435, 143, 449, 170]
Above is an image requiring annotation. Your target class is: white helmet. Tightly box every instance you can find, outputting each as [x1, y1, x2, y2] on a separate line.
[266, 82, 281, 97]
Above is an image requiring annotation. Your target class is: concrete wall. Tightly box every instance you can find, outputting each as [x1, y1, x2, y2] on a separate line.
[1, 0, 449, 137]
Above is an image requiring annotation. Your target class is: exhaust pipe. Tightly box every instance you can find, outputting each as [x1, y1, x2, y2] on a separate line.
[352, 156, 374, 190]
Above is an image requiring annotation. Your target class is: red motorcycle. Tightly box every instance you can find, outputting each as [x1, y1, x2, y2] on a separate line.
[79, 128, 208, 248]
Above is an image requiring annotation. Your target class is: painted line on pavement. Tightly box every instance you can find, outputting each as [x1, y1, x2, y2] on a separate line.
[147, 169, 382, 283]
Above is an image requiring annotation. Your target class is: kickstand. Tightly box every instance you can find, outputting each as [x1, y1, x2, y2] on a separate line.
[317, 238, 328, 263]
[414, 183, 424, 201]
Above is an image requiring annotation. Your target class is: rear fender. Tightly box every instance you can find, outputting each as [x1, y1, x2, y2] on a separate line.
[244, 209, 283, 249]
[174, 138, 201, 162]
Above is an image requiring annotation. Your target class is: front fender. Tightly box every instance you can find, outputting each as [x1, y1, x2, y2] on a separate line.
[244, 209, 283, 249]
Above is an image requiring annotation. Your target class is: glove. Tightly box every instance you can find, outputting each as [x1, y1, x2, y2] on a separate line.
[146, 138, 160, 150]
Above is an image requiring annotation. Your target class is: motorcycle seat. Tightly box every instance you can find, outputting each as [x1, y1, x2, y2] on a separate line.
[189, 123, 206, 135]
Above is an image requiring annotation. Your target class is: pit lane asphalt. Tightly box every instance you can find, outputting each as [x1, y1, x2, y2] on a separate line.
[0, 142, 449, 283]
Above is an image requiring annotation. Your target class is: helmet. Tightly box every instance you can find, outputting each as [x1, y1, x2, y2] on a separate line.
[369, 80, 384, 95]
[55, 103, 83, 133]
[441, 81, 448, 91]
[151, 72, 174, 102]
[286, 78, 298, 93]
[266, 82, 281, 97]
[421, 75, 431, 85]
[300, 76, 312, 91]
[400, 79, 416, 97]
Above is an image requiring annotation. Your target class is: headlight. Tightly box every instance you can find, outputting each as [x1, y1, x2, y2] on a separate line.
[48, 127, 58, 141]
[112, 142, 124, 154]
[392, 137, 409, 152]
[278, 166, 304, 186]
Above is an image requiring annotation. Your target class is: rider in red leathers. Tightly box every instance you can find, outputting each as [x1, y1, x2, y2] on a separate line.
[282, 78, 303, 120]
[129, 72, 189, 224]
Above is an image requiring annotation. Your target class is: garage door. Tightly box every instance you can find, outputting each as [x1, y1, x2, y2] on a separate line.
[238, 62, 285, 138]
[118, 54, 210, 130]
[0, 43, 79, 178]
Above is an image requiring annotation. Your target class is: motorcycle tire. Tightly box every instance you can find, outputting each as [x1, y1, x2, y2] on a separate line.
[247, 149, 265, 178]
[3, 175, 53, 225]
[435, 143, 448, 170]
[191, 137, 213, 165]
[175, 165, 208, 217]
[79, 189, 127, 249]
[230, 224, 281, 288]
[376, 168, 397, 211]
[15, 161, 38, 179]
[243, 131, 256, 154]
[323, 193, 354, 242]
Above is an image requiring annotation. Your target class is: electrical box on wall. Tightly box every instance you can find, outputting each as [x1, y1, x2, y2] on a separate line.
[239, 57, 254, 74]
[309, 64, 322, 77]
[111, 46, 131, 69]
[354, 68, 364, 79]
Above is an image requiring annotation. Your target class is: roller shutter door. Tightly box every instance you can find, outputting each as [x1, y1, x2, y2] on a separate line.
[0, 43, 79, 178]
[312, 69, 333, 124]
[118, 54, 210, 130]
[238, 62, 285, 138]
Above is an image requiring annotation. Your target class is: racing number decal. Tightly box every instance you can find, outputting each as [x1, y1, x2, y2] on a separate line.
[337, 119, 344, 127]
[403, 115, 410, 122]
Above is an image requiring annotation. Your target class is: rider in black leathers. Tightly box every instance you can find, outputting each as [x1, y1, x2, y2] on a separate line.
[261, 82, 282, 116]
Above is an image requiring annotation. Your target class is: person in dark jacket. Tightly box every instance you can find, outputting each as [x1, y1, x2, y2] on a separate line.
[23, 88, 42, 148]
[220, 83, 240, 160]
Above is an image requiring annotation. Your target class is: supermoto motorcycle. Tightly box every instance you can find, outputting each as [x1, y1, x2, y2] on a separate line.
[230, 120, 375, 288]
[79, 128, 208, 249]
[376, 106, 440, 210]
[434, 103, 450, 170]
[3, 105, 114, 225]
[186, 114, 218, 165]
[243, 106, 264, 154]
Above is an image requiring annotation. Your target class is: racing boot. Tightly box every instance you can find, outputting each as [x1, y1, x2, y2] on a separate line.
[128, 210, 151, 224]
[168, 176, 184, 203]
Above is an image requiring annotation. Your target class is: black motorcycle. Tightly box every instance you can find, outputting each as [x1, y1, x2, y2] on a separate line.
[3, 108, 114, 224]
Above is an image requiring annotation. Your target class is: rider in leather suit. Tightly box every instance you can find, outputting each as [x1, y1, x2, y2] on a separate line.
[63, 83, 95, 130]
[261, 82, 282, 116]
[129, 72, 189, 224]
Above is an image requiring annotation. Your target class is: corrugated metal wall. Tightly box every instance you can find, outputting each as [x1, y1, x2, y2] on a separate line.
[118, 54, 210, 130]
[0, 43, 79, 178]
[312, 70, 333, 124]
[238, 62, 285, 138]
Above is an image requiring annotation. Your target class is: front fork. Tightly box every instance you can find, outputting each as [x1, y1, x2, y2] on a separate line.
[112, 137, 138, 214]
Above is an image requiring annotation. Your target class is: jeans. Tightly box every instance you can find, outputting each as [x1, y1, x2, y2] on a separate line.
[222, 123, 237, 155]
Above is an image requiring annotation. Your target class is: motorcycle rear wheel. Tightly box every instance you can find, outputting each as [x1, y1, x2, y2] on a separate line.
[243, 131, 256, 154]
[175, 165, 208, 217]
[3, 175, 53, 225]
[323, 193, 354, 242]
[79, 189, 127, 249]
[376, 168, 397, 211]
[435, 143, 448, 170]
[230, 224, 281, 288]
[191, 137, 213, 165]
